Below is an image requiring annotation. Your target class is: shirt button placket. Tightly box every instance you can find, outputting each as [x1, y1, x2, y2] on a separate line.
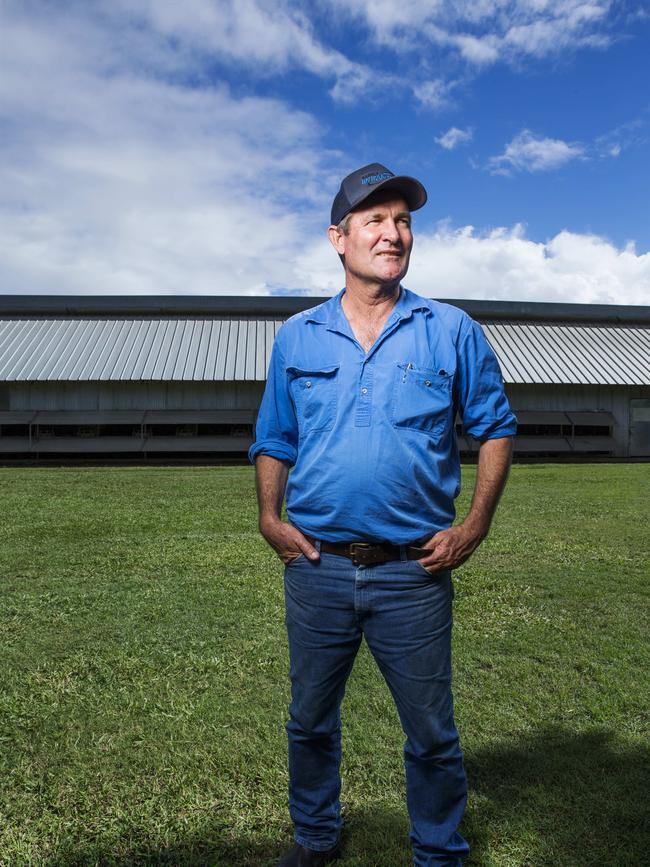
[355, 361, 373, 427]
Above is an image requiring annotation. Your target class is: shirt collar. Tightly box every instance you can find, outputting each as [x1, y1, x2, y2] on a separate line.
[305, 285, 429, 329]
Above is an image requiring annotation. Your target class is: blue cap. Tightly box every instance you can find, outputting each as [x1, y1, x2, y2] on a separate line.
[330, 162, 427, 226]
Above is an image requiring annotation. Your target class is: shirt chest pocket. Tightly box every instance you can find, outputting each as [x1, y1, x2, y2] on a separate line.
[392, 363, 454, 438]
[288, 364, 339, 435]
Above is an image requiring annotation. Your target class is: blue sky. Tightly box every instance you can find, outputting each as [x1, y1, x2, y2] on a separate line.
[1, 0, 649, 303]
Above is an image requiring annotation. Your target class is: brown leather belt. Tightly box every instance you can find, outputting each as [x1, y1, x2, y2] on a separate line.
[305, 536, 429, 567]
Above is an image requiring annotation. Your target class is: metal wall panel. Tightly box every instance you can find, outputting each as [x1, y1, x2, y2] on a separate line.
[506, 383, 650, 456]
[629, 399, 650, 456]
[7, 381, 265, 412]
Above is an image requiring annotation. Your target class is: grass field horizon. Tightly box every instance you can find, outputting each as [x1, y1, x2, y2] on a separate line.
[1, 464, 648, 866]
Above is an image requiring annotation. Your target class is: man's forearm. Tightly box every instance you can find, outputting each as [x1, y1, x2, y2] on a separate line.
[463, 436, 514, 537]
[255, 454, 290, 526]
[418, 435, 513, 572]
[254, 454, 319, 563]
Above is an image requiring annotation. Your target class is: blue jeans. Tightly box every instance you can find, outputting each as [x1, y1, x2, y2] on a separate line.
[283, 549, 469, 866]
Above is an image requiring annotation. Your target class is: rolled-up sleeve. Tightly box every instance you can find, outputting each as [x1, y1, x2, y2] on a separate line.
[248, 336, 299, 466]
[456, 317, 517, 441]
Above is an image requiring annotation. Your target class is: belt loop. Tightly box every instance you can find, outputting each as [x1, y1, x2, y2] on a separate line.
[399, 544, 408, 562]
[315, 539, 322, 552]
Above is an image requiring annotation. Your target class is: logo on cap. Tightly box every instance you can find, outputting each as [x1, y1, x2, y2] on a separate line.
[360, 171, 394, 186]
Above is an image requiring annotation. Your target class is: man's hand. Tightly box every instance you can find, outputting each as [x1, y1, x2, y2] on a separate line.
[254, 455, 319, 565]
[417, 520, 487, 574]
[259, 515, 320, 565]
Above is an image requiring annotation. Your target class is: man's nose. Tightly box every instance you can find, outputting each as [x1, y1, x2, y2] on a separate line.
[382, 220, 401, 243]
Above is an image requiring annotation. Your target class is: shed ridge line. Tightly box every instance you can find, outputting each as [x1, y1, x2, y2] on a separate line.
[2, 296, 650, 324]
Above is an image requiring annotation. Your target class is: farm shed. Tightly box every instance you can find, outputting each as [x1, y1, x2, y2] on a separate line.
[0, 294, 648, 461]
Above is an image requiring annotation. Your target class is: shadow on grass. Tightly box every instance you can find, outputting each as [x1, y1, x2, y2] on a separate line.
[45, 810, 411, 867]
[45, 727, 649, 866]
[45, 835, 281, 867]
[464, 726, 650, 866]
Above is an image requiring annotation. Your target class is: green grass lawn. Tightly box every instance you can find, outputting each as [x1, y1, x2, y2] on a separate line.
[0, 464, 648, 866]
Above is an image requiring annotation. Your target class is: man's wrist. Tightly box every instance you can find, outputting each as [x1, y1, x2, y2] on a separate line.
[259, 513, 282, 533]
[460, 512, 490, 540]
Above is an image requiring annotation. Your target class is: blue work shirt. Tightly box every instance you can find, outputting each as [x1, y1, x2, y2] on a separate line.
[249, 287, 516, 544]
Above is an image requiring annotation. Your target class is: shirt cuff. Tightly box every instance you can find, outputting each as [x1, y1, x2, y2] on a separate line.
[469, 419, 518, 442]
[248, 439, 298, 466]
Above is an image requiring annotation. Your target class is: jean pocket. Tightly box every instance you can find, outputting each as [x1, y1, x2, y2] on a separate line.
[288, 364, 339, 435]
[411, 559, 451, 581]
[412, 557, 435, 576]
[285, 552, 306, 566]
[391, 363, 454, 438]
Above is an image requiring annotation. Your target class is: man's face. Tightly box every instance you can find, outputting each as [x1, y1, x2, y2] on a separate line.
[328, 193, 413, 288]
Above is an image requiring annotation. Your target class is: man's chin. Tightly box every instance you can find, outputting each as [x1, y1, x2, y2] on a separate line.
[377, 264, 408, 284]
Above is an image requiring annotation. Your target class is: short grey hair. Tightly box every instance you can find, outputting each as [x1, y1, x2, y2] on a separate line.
[337, 213, 352, 236]
[335, 213, 352, 266]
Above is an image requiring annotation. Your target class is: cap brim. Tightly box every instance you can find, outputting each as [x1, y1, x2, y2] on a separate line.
[353, 175, 427, 214]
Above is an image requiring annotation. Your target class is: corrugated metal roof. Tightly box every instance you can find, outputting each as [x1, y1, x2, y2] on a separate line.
[482, 322, 650, 386]
[0, 317, 283, 382]
[0, 315, 649, 385]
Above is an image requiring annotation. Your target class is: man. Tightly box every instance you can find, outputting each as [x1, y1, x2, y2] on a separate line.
[249, 163, 516, 866]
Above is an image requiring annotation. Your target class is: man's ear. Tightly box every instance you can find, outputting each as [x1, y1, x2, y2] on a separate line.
[327, 225, 345, 255]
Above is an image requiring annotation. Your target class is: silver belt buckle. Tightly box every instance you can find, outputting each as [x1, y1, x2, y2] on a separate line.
[349, 542, 385, 566]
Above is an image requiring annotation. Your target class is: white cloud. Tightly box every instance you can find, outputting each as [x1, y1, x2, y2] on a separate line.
[407, 224, 650, 305]
[412, 78, 454, 111]
[503, 7, 610, 57]
[453, 34, 500, 64]
[324, 0, 615, 66]
[488, 130, 586, 174]
[108, 0, 383, 104]
[485, 117, 647, 174]
[329, 64, 396, 105]
[0, 3, 342, 296]
[134, 0, 321, 69]
[436, 126, 474, 150]
[595, 116, 647, 159]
